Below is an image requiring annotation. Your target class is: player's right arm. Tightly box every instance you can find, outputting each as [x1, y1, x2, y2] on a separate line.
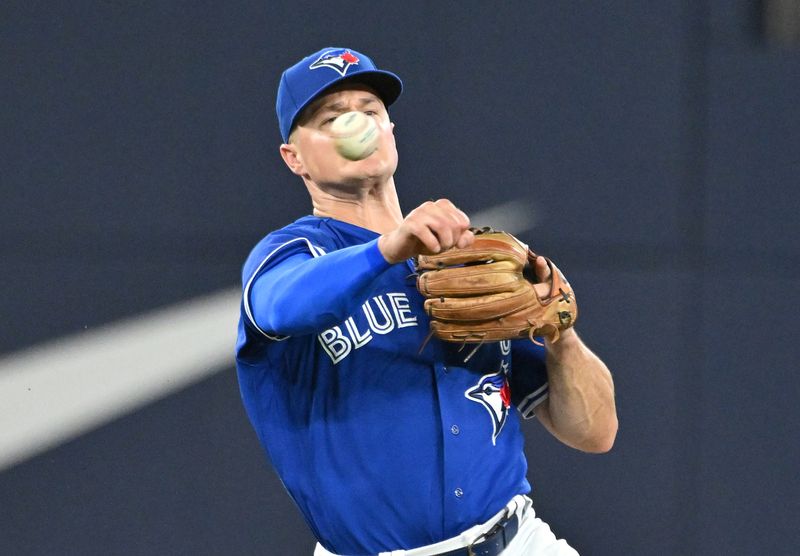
[248, 240, 389, 336]
[248, 199, 473, 336]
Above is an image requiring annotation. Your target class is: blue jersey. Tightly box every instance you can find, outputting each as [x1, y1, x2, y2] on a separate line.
[235, 216, 549, 555]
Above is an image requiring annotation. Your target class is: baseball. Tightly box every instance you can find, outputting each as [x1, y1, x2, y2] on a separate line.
[330, 111, 379, 161]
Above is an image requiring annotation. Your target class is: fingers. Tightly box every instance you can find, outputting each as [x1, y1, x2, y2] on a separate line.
[534, 255, 551, 283]
[533, 282, 550, 299]
[378, 199, 471, 263]
[408, 199, 471, 253]
[530, 256, 552, 298]
[438, 199, 470, 227]
[456, 228, 474, 249]
[405, 218, 443, 255]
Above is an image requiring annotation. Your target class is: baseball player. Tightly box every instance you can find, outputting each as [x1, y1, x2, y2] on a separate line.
[235, 47, 617, 555]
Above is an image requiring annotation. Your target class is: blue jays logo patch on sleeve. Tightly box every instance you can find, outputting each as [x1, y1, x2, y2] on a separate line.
[309, 49, 360, 76]
[465, 371, 511, 445]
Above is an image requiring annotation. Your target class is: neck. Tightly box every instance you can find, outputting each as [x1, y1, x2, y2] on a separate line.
[305, 177, 403, 234]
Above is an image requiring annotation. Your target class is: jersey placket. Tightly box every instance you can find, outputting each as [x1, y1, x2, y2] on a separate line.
[434, 360, 472, 529]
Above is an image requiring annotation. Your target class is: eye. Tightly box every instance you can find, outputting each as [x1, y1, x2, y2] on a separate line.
[364, 110, 378, 117]
[321, 117, 336, 126]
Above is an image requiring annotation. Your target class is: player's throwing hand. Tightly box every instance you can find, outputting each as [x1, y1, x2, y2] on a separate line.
[378, 199, 474, 264]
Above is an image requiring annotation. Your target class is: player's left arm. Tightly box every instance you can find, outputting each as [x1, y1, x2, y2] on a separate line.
[528, 255, 618, 453]
[534, 328, 617, 453]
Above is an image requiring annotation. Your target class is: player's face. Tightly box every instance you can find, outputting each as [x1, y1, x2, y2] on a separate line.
[282, 85, 398, 187]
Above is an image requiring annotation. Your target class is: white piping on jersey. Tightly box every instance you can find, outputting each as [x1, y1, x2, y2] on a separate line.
[242, 237, 326, 341]
[518, 383, 549, 419]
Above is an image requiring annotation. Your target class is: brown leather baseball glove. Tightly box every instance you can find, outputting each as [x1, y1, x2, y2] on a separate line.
[415, 228, 577, 347]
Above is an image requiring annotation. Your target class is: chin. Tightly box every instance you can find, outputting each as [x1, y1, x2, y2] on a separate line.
[344, 150, 397, 180]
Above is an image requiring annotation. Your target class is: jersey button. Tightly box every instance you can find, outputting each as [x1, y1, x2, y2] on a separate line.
[454, 488, 464, 498]
[450, 425, 460, 435]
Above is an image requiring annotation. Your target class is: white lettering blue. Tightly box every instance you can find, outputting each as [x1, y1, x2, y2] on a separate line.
[318, 292, 418, 364]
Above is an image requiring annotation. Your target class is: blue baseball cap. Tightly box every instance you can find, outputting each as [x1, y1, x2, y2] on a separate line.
[276, 47, 403, 142]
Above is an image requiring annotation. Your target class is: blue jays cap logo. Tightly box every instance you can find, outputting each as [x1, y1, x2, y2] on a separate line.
[309, 49, 360, 76]
[465, 371, 511, 445]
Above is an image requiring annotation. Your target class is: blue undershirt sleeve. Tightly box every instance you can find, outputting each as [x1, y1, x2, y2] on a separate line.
[249, 238, 394, 336]
[510, 340, 550, 419]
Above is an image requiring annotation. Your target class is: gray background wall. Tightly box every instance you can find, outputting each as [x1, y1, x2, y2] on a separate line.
[2, 1, 799, 554]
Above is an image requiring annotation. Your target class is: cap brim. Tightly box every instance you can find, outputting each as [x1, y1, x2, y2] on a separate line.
[336, 70, 403, 107]
[290, 70, 402, 133]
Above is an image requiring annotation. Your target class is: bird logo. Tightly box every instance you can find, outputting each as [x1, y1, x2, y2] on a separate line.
[465, 371, 511, 445]
[309, 49, 360, 76]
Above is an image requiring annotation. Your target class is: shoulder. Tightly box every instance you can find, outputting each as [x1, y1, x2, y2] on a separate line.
[241, 216, 335, 280]
[255, 216, 334, 252]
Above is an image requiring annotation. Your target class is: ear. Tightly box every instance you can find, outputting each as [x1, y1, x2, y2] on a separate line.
[279, 143, 305, 176]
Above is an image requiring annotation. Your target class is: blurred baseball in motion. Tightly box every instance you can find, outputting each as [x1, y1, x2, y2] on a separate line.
[330, 111, 379, 161]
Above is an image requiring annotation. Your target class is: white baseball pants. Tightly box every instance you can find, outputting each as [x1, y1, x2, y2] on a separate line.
[313, 495, 578, 556]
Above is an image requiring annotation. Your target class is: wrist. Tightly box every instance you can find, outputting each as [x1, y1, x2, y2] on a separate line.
[377, 235, 401, 265]
[545, 327, 581, 356]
